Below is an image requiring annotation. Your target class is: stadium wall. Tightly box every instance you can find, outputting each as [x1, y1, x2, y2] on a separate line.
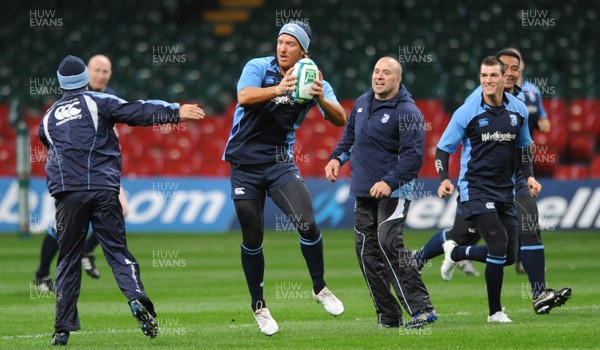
[1, 178, 599, 233]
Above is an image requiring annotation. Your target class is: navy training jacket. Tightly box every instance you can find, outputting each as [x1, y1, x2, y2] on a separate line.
[39, 89, 180, 195]
[330, 85, 425, 198]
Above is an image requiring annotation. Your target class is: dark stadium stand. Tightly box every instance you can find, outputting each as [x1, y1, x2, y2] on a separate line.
[1, 0, 597, 179]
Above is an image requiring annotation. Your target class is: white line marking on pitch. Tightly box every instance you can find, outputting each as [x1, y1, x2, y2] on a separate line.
[0, 329, 136, 341]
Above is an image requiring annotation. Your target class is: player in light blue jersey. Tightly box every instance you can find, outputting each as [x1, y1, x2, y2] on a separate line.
[435, 56, 542, 323]
[223, 21, 346, 336]
[502, 48, 570, 312]
[416, 49, 570, 315]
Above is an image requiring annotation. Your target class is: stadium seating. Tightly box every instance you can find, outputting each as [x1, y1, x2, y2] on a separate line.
[2, 0, 597, 113]
[591, 155, 600, 178]
[1, 96, 598, 179]
[554, 164, 590, 180]
[0, 1, 597, 179]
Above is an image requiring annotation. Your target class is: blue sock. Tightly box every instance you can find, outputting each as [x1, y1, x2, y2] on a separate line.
[485, 256, 505, 315]
[451, 245, 487, 263]
[300, 234, 326, 294]
[241, 244, 265, 311]
[415, 230, 445, 268]
[520, 246, 546, 299]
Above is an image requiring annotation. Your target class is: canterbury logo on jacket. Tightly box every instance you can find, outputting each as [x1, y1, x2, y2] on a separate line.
[39, 89, 180, 195]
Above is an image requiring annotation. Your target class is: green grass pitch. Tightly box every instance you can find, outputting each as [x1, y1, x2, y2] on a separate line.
[0, 230, 598, 349]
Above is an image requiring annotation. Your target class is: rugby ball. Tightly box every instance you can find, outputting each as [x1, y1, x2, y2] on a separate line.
[291, 58, 319, 104]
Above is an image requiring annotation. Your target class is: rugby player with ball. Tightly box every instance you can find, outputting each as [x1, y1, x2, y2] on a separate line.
[223, 21, 346, 336]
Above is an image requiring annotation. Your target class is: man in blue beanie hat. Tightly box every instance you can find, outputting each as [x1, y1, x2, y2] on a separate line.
[223, 21, 346, 336]
[33, 55, 121, 288]
[43, 55, 204, 345]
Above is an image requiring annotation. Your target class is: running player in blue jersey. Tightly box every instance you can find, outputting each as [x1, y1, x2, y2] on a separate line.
[415, 49, 571, 315]
[434, 56, 542, 323]
[223, 21, 346, 336]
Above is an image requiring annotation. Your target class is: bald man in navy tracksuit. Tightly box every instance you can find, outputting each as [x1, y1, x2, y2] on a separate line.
[41, 55, 204, 345]
[326, 57, 436, 329]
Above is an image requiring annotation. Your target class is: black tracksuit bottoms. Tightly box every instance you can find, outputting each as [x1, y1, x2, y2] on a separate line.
[354, 197, 434, 326]
[53, 190, 150, 332]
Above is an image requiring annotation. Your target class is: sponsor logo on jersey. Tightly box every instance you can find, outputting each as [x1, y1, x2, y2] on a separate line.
[234, 187, 245, 195]
[381, 113, 390, 123]
[434, 159, 443, 173]
[271, 95, 295, 105]
[54, 101, 82, 126]
[478, 118, 489, 127]
[481, 132, 516, 142]
[264, 76, 276, 85]
[486, 202, 495, 209]
[357, 108, 363, 113]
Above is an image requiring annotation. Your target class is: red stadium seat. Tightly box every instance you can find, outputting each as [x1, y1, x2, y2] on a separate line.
[553, 165, 590, 180]
[339, 100, 355, 115]
[0, 104, 9, 130]
[542, 99, 567, 135]
[415, 99, 444, 116]
[532, 144, 558, 177]
[566, 132, 594, 162]
[568, 98, 600, 136]
[337, 162, 351, 178]
[590, 155, 600, 179]
[542, 124, 568, 153]
[569, 98, 600, 114]
[419, 145, 438, 178]
[420, 158, 438, 179]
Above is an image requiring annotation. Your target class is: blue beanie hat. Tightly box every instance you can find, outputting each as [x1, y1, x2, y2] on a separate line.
[278, 21, 312, 52]
[56, 55, 89, 90]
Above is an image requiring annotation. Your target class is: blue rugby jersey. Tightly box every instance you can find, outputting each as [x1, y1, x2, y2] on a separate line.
[224, 56, 338, 165]
[437, 92, 532, 202]
[466, 84, 545, 197]
[469, 82, 548, 136]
